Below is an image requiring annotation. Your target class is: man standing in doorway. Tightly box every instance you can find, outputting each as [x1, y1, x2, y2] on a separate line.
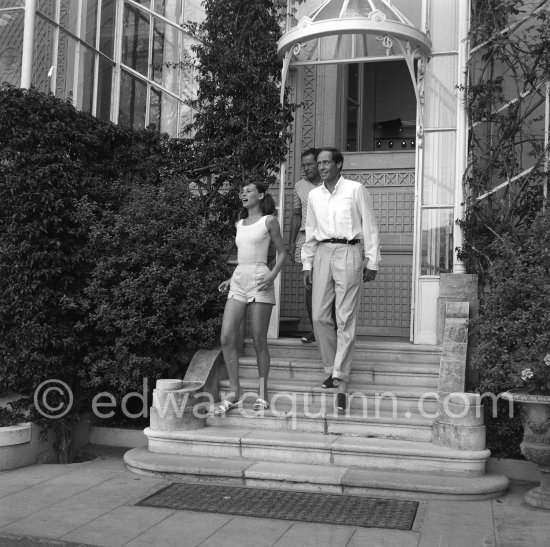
[289, 148, 321, 344]
[301, 146, 381, 411]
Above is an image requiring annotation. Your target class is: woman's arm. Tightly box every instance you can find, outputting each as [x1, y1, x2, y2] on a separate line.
[256, 216, 287, 291]
[218, 220, 239, 293]
[218, 278, 232, 293]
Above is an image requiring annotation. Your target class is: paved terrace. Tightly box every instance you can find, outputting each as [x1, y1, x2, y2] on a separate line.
[0, 446, 548, 547]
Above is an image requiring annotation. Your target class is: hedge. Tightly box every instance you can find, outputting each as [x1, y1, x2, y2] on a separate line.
[0, 85, 231, 460]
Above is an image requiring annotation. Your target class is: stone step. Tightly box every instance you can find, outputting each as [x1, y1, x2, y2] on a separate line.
[206, 402, 433, 442]
[237, 356, 440, 387]
[247, 338, 442, 364]
[239, 355, 441, 375]
[143, 425, 489, 477]
[218, 379, 439, 414]
[125, 448, 509, 501]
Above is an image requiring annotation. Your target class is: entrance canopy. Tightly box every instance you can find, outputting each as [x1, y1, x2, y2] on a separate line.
[277, 0, 432, 106]
[278, 0, 431, 67]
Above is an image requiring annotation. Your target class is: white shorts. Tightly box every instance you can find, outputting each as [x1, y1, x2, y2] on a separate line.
[228, 263, 275, 305]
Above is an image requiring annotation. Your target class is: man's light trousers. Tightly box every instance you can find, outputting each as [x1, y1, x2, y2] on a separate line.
[311, 242, 363, 383]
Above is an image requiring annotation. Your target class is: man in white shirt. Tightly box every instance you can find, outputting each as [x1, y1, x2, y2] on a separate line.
[301, 146, 381, 411]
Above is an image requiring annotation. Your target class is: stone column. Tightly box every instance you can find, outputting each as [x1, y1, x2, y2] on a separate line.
[437, 273, 480, 387]
[436, 274, 478, 344]
[433, 301, 486, 451]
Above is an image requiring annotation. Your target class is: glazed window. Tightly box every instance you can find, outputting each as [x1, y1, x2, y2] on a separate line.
[343, 61, 417, 152]
[0, 0, 205, 135]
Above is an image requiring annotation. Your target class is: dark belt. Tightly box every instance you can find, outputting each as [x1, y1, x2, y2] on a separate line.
[320, 238, 360, 245]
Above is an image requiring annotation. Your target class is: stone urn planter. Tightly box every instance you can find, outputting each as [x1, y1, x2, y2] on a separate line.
[503, 390, 550, 509]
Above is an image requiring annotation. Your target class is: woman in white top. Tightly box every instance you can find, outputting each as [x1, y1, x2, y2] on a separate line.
[215, 181, 286, 414]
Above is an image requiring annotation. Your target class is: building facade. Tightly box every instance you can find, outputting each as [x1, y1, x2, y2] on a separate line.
[0, 0, 202, 134]
[2, 0, 547, 345]
[275, 0, 467, 344]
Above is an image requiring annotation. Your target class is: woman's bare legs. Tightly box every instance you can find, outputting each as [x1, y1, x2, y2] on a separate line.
[249, 302, 274, 402]
[219, 298, 248, 402]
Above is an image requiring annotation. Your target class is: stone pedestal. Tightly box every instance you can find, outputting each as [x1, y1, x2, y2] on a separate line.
[525, 472, 550, 509]
[433, 393, 486, 451]
[149, 379, 206, 432]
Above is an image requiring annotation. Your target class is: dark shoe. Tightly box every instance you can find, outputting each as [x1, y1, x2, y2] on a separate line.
[322, 374, 339, 389]
[301, 332, 315, 344]
[337, 393, 347, 411]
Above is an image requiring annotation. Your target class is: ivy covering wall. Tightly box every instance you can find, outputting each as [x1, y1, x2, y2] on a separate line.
[461, 0, 550, 457]
[186, 0, 294, 218]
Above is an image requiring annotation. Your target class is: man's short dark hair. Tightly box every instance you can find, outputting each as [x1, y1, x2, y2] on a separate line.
[317, 146, 344, 168]
[301, 148, 319, 159]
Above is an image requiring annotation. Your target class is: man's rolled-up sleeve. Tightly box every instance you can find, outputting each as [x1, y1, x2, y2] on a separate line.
[358, 185, 381, 270]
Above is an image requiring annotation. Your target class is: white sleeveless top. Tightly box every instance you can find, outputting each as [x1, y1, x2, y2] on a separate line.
[235, 216, 271, 264]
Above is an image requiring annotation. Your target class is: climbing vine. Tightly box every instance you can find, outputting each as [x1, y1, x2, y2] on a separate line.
[186, 0, 295, 220]
[461, 0, 550, 457]
[460, 0, 550, 276]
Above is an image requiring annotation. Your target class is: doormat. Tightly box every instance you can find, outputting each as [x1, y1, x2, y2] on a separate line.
[137, 482, 419, 530]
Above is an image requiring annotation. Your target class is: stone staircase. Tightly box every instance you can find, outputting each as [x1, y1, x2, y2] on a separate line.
[211, 339, 439, 443]
[125, 337, 509, 500]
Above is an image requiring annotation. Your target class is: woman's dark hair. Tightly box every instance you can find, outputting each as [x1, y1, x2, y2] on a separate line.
[240, 181, 276, 219]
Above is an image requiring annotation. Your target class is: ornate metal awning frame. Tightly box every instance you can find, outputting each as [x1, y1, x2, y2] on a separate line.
[267, 1, 432, 339]
[278, 0, 432, 143]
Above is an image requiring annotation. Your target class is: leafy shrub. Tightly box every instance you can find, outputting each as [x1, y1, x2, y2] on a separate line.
[0, 85, 230, 459]
[0, 86, 130, 436]
[463, 1, 550, 458]
[85, 179, 232, 401]
[471, 207, 550, 456]
[0, 407, 26, 427]
[188, 0, 294, 216]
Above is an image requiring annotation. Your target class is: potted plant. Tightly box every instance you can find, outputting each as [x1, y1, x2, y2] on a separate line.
[502, 354, 550, 509]
[466, 205, 550, 509]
